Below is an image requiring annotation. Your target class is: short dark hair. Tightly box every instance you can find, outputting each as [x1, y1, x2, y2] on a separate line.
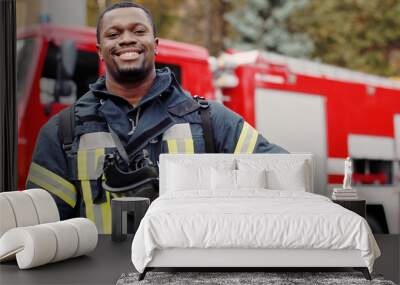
[96, 1, 156, 44]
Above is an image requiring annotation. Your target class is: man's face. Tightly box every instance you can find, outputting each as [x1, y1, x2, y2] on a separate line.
[97, 7, 158, 83]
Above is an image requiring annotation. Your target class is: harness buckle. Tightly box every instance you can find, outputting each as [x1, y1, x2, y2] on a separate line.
[62, 143, 73, 152]
[193, 95, 209, 109]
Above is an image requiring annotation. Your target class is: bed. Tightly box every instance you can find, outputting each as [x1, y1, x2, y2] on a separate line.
[131, 154, 380, 280]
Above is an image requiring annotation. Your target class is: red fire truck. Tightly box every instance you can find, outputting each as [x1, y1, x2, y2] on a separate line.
[216, 50, 400, 234]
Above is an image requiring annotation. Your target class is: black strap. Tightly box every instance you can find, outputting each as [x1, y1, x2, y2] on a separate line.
[58, 105, 75, 152]
[194, 96, 216, 153]
[107, 125, 130, 165]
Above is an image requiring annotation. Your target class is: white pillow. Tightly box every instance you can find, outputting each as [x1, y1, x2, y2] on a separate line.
[166, 159, 236, 193]
[236, 169, 267, 189]
[167, 162, 210, 191]
[237, 159, 308, 191]
[211, 169, 267, 191]
[266, 163, 306, 191]
[211, 168, 236, 190]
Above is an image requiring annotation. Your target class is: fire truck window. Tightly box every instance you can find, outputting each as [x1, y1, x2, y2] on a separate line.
[352, 159, 394, 185]
[155, 62, 182, 84]
[16, 38, 37, 103]
[73, 50, 99, 99]
[41, 42, 99, 104]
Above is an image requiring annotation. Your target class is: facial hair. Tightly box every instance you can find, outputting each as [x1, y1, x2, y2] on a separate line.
[111, 60, 154, 84]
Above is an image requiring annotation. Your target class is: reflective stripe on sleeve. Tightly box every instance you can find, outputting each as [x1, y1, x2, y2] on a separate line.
[78, 149, 111, 234]
[27, 162, 77, 207]
[234, 122, 259, 154]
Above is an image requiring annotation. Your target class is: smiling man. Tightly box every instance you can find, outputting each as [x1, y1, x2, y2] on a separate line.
[26, 1, 287, 234]
[97, 3, 158, 106]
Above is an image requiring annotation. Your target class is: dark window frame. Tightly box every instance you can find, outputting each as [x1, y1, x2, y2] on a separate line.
[41, 41, 99, 103]
[0, 0, 17, 192]
[352, 158, 394, 186]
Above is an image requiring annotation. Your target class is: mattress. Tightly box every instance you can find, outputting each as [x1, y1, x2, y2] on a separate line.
[131, 190, 380, 273]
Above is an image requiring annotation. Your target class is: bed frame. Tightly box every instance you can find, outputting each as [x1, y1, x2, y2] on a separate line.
[138, 154, 372, 281]
[139, 248, 371, 280]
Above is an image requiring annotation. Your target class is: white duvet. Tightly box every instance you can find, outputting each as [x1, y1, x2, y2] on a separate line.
[131, 190, 380, 273]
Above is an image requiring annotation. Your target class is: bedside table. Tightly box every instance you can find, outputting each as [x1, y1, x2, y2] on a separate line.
[332, 199, 366, 218]
[111, 197, 150, 242]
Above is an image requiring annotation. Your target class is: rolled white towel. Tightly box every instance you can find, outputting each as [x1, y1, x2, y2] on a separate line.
[42, 221, 79, 262]
[0, 196, 17, 237]
[0, 225, 57, 268]
[0, 189, 60, 239]
[0, 191, 39, 228]
[0, 218, 98, 269]
[65, 218, 98, 258]
[24, 189, 60, 224]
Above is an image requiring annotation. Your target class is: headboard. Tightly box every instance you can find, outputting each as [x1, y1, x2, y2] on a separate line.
[159, 153, 315, 195]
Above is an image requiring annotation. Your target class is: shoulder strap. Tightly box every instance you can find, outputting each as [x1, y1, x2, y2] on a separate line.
[58, 105, 75, 152]
[194, 96, 216, 153]
[107, 124, 130, 165]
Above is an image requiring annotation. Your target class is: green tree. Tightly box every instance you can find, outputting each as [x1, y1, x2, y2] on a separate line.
[87, 0, 231, 55]
[171, 0, 234, 55]
[225, 0, 313, 57]
[86, 0, 184, 41]
[289, 0, 400, 76]
[135, 0, 185, 40]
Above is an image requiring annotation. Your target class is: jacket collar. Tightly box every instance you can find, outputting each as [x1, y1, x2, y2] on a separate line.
[89, 67, 173, 109]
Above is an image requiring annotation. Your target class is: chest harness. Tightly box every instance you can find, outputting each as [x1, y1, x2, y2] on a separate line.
[57, 96, 215, 198]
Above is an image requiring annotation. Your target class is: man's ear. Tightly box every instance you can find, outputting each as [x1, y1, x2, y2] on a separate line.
[154, 38, 159, 55]
[96, 43, 103, 61]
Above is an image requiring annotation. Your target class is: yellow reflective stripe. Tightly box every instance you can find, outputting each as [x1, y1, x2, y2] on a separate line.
[246, 129, 258, 153]
[78, 150, 94, 222]
[234, 122, 259, 154]
[184, 139, 194, 154]
[28, 174, 76, 208]
[99, 191, 111, 234]
[30, 163, 76, 196]
[95, 148, 111, 234]
[234, 122, 250, 153]
[81, 180, 94, 221]
[27, 163, 76, 207]
[94, 148, 104, 177]
[77, 149, 88, 180]
[167, 140, 178, 153]
[167, 139, 194, 154]
[78, 149, 111, 234]
[77, 149, 87, 178]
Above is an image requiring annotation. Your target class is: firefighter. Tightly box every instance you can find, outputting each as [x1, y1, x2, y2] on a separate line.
[26, 2, 287, 234]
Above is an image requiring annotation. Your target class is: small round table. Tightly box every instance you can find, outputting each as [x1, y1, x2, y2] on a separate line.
[111, 197, 150, 242]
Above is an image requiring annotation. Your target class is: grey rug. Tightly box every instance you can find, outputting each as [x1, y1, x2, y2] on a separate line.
[116, 272, 396, 285]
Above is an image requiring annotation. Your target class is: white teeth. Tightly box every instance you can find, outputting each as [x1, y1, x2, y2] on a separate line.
[119, 52, 139, 60]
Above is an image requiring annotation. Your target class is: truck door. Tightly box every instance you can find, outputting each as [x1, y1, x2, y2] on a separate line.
[255, 88, 328, 196]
